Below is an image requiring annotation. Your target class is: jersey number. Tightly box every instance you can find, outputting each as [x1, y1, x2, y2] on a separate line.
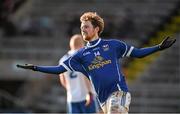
[94, 51, 100, 56]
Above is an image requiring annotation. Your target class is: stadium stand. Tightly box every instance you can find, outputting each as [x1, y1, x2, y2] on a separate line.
[0, 0, 179, 112]
[128, 7, 180, 113]
[129, 33, 180, 113]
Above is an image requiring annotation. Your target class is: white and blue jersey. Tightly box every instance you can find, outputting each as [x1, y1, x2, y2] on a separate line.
[35, 38, 160, 104]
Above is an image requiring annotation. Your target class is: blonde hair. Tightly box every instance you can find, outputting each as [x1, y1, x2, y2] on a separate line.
[80, 12, 104, 36]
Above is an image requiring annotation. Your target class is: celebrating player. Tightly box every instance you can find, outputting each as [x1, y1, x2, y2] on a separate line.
[59, 34, 98, 113]
[17, 12, 176, 114]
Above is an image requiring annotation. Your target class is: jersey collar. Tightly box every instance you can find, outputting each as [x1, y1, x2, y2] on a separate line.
[87, 38, 101, 48]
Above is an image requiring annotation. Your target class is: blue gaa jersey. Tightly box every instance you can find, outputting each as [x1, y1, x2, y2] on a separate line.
[61, 38, 134, 104]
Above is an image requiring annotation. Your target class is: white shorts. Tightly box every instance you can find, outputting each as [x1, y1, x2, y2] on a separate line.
[101, 91, 131, 114]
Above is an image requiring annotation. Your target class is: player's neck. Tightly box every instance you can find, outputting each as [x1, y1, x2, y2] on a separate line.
[89, 34, 99, 42]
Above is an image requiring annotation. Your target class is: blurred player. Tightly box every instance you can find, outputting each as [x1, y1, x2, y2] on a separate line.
[59, 34, 98, 113]
[17, 12, 176, 114]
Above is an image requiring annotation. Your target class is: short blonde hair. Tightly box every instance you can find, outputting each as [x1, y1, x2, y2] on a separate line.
[80, 12, 104, 36]
[70, 34, 84, 50]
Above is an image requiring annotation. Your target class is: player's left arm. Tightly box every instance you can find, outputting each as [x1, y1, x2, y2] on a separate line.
[130, 36, 176, 58]
[84, 76, 94, 106]
[59, 73, 67, 89]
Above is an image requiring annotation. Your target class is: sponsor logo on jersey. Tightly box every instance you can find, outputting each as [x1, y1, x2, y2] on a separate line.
[88, 55, 111, 70]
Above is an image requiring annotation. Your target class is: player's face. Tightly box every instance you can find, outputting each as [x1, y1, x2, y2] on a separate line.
[80, 21, 98, 41]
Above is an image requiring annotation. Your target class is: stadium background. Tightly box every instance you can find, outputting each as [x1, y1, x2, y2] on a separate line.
[0, 0, 180, 113]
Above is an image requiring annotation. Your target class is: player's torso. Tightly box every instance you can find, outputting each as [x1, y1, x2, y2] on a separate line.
[82, 41, 119, 76]
[80, 39, 122, 100]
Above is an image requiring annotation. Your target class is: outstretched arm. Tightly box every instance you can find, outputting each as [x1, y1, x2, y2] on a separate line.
[17, 64, 67, 74]
[131, 36, 176, 58]
[130, 45, 159, 58]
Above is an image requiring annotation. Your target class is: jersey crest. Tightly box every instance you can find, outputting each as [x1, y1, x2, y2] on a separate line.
[102, 44, 109, 51]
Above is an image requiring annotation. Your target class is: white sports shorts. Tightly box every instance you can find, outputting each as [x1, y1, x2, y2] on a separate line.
[101, 91, 131, 114]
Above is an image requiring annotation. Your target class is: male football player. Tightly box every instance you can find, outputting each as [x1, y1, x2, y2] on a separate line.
[17, 12, 176, 114]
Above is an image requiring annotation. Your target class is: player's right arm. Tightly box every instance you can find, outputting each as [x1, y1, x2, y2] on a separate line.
[16, 64, 67, 74]
[16, 50, 88, 77]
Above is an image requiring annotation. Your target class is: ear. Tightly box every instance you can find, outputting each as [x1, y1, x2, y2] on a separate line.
[95, 26, 100, 34]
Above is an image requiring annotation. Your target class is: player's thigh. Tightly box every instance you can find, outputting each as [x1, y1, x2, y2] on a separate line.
[102, 91, 131, 114]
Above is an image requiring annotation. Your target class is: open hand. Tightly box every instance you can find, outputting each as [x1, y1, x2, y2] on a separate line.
[159, 36, 176, 50]
[16, 64, 36, 70]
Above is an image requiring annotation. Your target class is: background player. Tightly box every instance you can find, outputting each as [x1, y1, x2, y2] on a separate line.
[59, 34, 98, 113]
[16, 12, 176, 114]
